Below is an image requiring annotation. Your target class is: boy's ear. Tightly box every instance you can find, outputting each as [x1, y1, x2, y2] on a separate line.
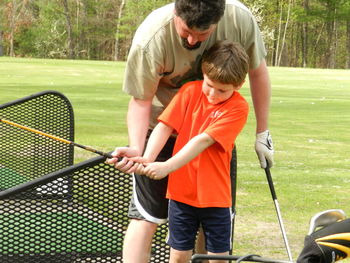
[234, 80, 245, 91]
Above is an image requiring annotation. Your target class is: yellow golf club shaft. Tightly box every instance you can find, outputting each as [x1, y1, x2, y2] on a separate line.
[0, 118, 113, 159]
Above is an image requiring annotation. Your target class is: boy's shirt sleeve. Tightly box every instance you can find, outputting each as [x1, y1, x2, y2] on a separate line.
[158, 82, 193, 132]
[205, 96, 249, 152]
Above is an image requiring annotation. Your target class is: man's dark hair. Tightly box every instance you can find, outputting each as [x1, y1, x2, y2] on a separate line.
[175, 0, 225, 30]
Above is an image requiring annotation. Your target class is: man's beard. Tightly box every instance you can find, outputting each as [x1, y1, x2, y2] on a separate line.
[182, 38, 201, 50]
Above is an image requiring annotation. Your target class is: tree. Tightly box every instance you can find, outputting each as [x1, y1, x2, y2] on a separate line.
[301, 0, 309, 67]
[116, 0, 172, 60]
[347, 19, 350, 68]
[277, 0, 292, 66]
[61, 0, 74, 58]
[114, 0, 125, 61]
[0, 0, 349, 68]
[0, 5, 3, 56]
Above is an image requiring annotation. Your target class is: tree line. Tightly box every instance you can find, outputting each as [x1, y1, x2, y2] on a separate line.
[0, 0, 349, 69]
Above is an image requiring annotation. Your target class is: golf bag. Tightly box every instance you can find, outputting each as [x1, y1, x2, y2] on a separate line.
[297, 218, 350, 263]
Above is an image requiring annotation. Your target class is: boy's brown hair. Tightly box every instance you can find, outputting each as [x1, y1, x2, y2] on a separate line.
[202, 40, 249, 86]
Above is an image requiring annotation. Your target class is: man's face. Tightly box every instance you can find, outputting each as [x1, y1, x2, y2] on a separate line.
[174, 15, 216, 50]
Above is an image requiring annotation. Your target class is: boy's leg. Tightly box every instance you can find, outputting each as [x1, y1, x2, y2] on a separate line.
[167, 200, 200, 262]
[123, 219, 158, 263]
[169, 248, 193, 263]
[207, 251, 229, 263]
[195, 146, 237, 261]
[200, 207, 232, 263]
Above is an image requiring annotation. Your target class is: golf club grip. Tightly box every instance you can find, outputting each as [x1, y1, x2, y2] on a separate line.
[72, 141, 113, 159]
[72, 142, 124, 162]
[265, 167, 277, 200]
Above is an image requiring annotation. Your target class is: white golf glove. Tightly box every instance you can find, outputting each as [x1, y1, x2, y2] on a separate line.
[255, 130, 274, 169]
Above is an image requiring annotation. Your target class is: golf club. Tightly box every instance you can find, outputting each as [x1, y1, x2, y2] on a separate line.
[264, 166, 293, 262]
[0, 118, 115, 159]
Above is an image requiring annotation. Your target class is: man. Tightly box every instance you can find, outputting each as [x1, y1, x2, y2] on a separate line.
[107, 0, 274, 262]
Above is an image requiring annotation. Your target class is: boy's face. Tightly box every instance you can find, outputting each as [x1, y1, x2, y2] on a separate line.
[202, 74, 239, 105]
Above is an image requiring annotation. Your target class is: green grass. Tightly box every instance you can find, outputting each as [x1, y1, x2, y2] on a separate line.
[1, 57, 350, 261]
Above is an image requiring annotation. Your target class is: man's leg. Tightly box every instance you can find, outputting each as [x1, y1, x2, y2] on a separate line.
[123, 219, 158, 263]
[123, 133, 175, 262]
[195, 228, 206, 254]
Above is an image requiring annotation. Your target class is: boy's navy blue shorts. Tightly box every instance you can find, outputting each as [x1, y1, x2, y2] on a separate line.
[167, 199, 232, 253]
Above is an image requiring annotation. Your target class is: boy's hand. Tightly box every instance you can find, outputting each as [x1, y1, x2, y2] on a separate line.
[255, 130, 274, 168]
[130, 156, 148, 175]
[142, 162, 169, 180]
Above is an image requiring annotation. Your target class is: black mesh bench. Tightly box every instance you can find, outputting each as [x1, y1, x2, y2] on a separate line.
[0, 91, 170, 263]
[0, 90, 74, 189]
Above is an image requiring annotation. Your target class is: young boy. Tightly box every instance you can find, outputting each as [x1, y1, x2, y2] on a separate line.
[132, 40, 249, 263]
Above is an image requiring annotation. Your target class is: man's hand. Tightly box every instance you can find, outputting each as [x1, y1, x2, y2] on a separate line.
[255, 130, 274, 168]
[106, 147, 139, 173]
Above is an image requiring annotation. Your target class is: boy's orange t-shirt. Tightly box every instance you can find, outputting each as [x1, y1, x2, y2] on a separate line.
[159, 80, 249, 208]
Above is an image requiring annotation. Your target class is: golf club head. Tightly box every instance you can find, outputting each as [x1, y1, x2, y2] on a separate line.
[308, 209, 346, 235]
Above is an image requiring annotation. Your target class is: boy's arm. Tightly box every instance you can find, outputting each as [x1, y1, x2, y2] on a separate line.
[142, 133, 215, 180]
[130, 121, 173, 174]
[143, 122, 173, 162]
[165, 133, 215, 172]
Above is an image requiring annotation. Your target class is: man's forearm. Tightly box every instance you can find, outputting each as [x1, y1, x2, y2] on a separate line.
[127, 97, 152, 155]
[249, 59, 271, 133]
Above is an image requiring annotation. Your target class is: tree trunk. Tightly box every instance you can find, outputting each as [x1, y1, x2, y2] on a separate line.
[75, 0, 80, 56]
[62, 0, 74, 59]
[328, 8, 337, 69]
[301, 23, 307, 67]
[114, 0, 126, 61]
[78, 0, 88, 59]
[0, 29, 3, 56]
[346, 20, 350, 68]
[301, 0, 309, 68]
[277, 0, 292, 66]
[274, 0, 283, 66]
[313, 23, 325, 67]
[9, 0, 17, 57]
